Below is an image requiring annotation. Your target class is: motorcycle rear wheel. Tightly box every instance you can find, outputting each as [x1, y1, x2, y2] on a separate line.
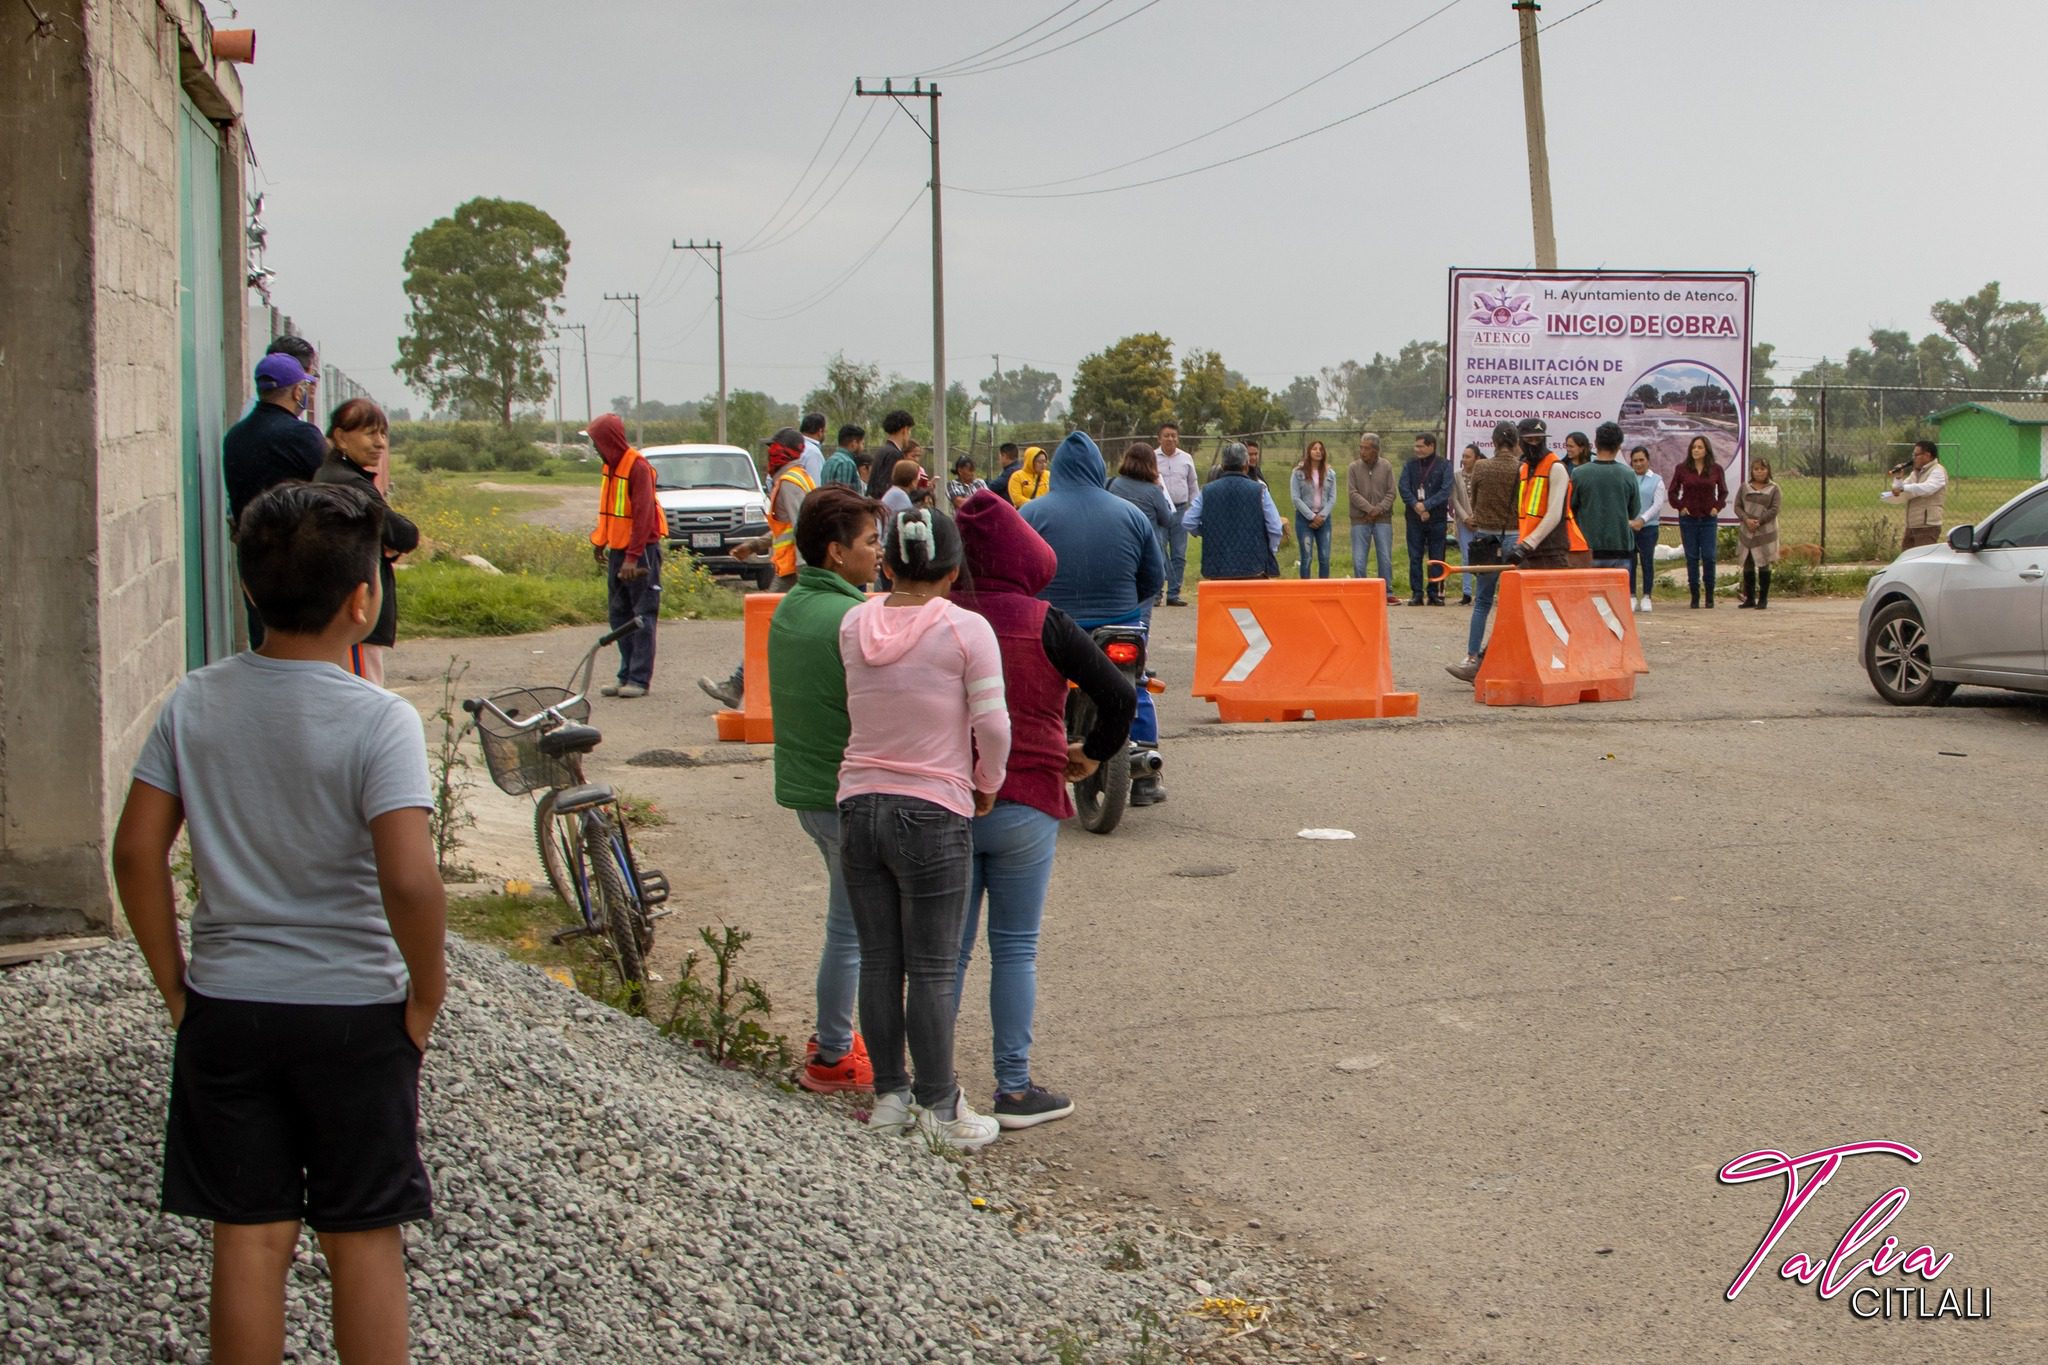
[1072, 743, 1130, 834]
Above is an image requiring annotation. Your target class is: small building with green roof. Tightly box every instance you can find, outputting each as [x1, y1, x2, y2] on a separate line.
[1927, 401, 2048, 479]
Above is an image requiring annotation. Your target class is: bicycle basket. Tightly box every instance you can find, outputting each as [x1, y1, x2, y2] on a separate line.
[473, 687, 592, 796]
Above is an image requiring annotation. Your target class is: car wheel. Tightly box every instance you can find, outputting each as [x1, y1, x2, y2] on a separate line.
[1864, 600, 1957, 706]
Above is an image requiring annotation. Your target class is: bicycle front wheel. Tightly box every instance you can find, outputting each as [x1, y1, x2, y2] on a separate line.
[583, 815, 646, 990]
[534, 790, 579, 907]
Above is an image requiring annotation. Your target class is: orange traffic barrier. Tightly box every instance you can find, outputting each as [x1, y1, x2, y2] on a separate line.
[1470, 568, 1648, 707]
[1191, 578, 1418, 722]
[713, 591, 783, 743]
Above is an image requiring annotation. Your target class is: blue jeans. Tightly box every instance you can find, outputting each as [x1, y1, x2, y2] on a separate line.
[838, 793, 972, 1107]
[796, 808, 861, 1059]
[1465, 530, 1517, 656]
[605, 545, 662, 686]
[1350, 521, 1394, 586]
[1165, 505, 1190, 600]
[1592, 554, 1632, 573]
[953, 801, 1061, 1095]
[1631, 524, 1661, 596]
[1294, 516, 1332, 577]
[1678, 516, 1718, 598]
[1455, 524, 1475, 598]
[1405, 515, 1447, 601]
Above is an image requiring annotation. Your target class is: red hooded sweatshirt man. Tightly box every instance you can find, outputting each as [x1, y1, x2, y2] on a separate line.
[588, 412, 667, 695]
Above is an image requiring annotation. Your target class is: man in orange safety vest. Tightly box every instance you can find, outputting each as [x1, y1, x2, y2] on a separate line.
[588, 413, 669, 698]
[1506, 416, 1586, 571]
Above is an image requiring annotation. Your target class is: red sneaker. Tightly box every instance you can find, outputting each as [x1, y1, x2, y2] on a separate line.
[800, 1033, 874, 1094]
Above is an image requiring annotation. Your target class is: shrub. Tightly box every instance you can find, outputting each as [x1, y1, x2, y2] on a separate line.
[1843, 514, 1900, 562]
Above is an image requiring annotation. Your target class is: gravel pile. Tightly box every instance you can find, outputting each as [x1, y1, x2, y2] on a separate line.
[1, 939, 1362, 1363]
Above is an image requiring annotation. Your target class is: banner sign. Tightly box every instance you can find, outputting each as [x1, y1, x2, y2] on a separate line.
[1446, 269, 1754, 515]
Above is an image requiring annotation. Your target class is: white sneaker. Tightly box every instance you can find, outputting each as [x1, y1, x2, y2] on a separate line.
[1640, 595, 1654, 613]
[915, 1088, 1000, 1150]
[868, 1090, 915, 1136]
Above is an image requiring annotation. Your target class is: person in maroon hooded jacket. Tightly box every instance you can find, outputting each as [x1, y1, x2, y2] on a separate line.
[951, 490, 1136, 1129]
[587, 413, 668, 696]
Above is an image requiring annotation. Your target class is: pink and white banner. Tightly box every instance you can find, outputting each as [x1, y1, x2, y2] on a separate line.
[1446, 269, 1755, 507]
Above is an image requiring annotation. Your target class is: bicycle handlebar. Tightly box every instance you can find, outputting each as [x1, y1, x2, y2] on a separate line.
[598, 618, 643, 648]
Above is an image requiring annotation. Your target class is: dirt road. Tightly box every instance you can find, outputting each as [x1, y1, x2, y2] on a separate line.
[389, 596, 2046, 1363]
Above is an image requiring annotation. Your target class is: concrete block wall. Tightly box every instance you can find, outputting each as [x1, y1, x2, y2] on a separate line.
[89, 0, 188, 838]
[0, 0, 245, 941]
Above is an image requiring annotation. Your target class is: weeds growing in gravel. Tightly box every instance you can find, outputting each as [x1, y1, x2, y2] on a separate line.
[429, 657, 478, 880]
[1047, 1307, 1175, 1364]
[652, 924, 795, 1076]
[617, 793, 667, 828]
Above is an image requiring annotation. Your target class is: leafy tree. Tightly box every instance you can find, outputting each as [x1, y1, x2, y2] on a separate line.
[396, 198, 569, 428]
[1319, 360, 1364, 421]
[611, 396, 703, 422]
[1929, 282, 2048, 390]
[1176, 348, 1231, 431]
[1749, 342, 1777, 409]
[720, 389, 798, 454]
[979, 364, 1062, 424]
[1221, 382, 1292, 436]
[1070, 333, 1177, 436]
[804, 352, 883, 429]
[1320, 342, 1446, 422]
[1279, 375, 1321, 423]
[1632, 384, 1661, 408]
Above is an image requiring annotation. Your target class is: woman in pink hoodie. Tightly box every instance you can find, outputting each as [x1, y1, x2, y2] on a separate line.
[838, 508, 1011, 1150]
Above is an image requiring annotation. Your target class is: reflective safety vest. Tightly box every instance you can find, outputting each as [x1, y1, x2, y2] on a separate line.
[768, 464, 817, 578]
[591, 448, 668, 551]
[1517, 452, 1587, 555]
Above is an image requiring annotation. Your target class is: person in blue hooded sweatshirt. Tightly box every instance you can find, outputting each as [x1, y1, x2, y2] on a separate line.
[1019, 432, 1168, 806]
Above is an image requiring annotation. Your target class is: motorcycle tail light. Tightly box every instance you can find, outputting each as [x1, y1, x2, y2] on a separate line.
[1105, 642, 1140, 665]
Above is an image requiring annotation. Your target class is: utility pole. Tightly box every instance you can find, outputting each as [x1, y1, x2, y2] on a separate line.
[545, 343, 564, 452]
[560, 322, 593, 428]
[672, 239, 727, 444]
[857, 77, 946, 474]
[1511, 1, 1558, 269]
[603, 292, 643, 445]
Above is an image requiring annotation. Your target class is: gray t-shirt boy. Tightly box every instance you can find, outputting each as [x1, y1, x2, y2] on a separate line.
[132, 654, 433, 1005]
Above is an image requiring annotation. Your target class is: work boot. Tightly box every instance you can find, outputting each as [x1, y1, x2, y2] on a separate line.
[616, 684, 648, 699]
[1446, 653, 1481, 683]
[1130, 777, 1165, 807]
[697, 669, 743, 709]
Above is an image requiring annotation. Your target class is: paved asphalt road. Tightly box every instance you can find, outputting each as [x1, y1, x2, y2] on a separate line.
[392, 590, 2046, 1364]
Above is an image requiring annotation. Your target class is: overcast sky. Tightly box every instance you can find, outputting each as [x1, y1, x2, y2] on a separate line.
[233, 0, 2047, 420]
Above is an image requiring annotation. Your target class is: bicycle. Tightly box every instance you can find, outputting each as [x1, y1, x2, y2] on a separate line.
[463, 620, 669, 989]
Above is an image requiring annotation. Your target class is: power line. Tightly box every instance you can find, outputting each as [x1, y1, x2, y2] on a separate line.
[977, 0, 1466, 191]
[730, 85, 858, 253]
[734, 107, 894, 257]
[937, 0, 1168, 78]
[953, 0, 1607, 199]
[733, 99, 877, 257]
[913, 0, 1084, 77]
[735, 188, 926, 325]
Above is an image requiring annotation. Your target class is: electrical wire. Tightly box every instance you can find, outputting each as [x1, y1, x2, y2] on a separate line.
[649, 253, 702, 310]
[978, 0, 1466, 191]
[730, 85, 859, 253]
[730, 100, 879, 258]
[650, 295, 719, 354]
[920, 0, 1112, 77]
[734, 108, 895, 257]
[954, 0, 1607, 198]
[912, 0, 1085, 77]
[937, 0, 1167, 78]
[735, 189, 927, 323]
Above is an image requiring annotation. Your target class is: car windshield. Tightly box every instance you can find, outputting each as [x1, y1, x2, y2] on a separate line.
[646, 453, 758, 491]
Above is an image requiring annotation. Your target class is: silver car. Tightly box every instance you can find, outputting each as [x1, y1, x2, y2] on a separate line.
[1859, 478, 2048, 705]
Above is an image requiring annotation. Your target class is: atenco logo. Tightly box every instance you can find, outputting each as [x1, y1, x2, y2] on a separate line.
[1718, 1141, 1989, 1321]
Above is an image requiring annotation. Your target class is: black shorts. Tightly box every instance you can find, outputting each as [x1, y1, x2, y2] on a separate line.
[162, 990, 432, 1232]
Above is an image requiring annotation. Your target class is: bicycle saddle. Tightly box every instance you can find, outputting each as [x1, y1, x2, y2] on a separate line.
[538, 724, 602, 756]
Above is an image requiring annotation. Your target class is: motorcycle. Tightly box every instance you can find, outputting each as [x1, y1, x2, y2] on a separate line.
[1066, 624, 1164, 834]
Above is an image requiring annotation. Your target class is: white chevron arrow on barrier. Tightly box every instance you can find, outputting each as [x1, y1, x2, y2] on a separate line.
[1223, 606, 1271, 683]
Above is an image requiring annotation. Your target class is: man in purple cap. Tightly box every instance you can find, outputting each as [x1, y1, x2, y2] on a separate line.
[224, 353, 329, 644]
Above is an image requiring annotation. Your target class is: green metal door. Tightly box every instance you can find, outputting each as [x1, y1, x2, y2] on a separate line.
[178, 101, 233, 667]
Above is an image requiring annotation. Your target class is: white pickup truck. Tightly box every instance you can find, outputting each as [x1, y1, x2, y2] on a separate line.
[643, 444, 774, 590]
